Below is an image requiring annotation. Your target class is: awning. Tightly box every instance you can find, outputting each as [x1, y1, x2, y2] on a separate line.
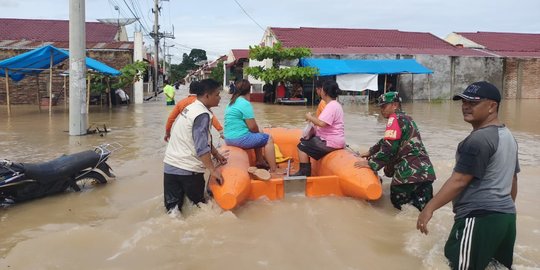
[0, 45, 121, 81]
[299, 58, 433, 76]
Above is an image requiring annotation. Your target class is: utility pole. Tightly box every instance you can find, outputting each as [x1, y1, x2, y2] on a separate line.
[69, 0, 87, 135]
[163, 38, 166, 80]
[163, 42, 175, 81]
[150, 0, 173, 95]
[133, 30, 144, 104]
[152, 0, 160, 96]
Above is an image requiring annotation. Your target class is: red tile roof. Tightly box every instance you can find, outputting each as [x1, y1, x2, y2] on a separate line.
[457, 32, 540, 52]
[231, 49, 249, 59]
[309, 46, 491, 57]
[456, 32, 540, 57]
[0, 40, 133, 50]
[0, 18, 118, 43]
[270, 27, 486, 56]
[271, 27, 454, 49]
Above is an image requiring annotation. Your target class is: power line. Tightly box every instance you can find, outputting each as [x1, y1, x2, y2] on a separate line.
[168, 40, 224, 57]
[130, 0, 152, 33]
[233, 0, 265, 32]
[121, 0, 151, 35]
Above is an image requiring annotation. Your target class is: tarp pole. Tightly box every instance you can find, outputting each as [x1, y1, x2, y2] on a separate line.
[428, 74, 431, 102]
[63, 75, 67, 109]
[49, 51, 53, 116]
[107, 77, 112, 108]
[311, 77, 315, 107]
[100, 77, 103, 107]
[37, 75, 41, 112]
[86, 74, 91, 114]
[4, 68, 10, 116]
[384, 75, 387, 94]
[411, 74, 415, 101]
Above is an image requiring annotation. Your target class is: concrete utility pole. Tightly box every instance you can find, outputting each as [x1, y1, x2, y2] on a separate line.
[163, 43, 174, 80]
[151, 0, 173, 95]
[163, 38, 167, 80]
[133, 30, 144, 104]
[152, 0, 160, 96]
[69, 0, 88, 135]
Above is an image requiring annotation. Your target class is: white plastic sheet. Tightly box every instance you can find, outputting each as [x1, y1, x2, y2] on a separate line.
[336, 74, 378, 92]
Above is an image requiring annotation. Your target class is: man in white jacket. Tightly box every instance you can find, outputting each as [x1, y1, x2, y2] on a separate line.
[163, 79, 227, 213]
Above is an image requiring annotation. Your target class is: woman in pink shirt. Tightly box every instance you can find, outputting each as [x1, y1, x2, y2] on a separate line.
[292, 80, 345, 176]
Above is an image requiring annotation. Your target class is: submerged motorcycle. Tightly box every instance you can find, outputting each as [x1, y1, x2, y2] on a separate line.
[0, 143, 121, 206]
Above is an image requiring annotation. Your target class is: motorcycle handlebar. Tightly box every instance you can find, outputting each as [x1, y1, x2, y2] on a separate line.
[0, 159, 12, 167]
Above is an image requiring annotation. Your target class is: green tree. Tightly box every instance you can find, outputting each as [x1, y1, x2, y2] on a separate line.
[112, 60, 148, 89]
[209, 61, 224, 85]
[89, 73, 107, 95]
[169, 49, 208, 83]
[244, 42, 318, 83]
[189, 49, 207, 64]
[88, 61, 147, 95]
[169, 63, 184, 84]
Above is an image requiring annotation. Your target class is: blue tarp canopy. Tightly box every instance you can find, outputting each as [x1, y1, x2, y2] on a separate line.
[0, 45, 121, 81]
[299, 58, 433, 76]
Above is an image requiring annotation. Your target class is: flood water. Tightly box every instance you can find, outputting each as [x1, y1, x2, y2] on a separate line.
[1, 90, 539, 269]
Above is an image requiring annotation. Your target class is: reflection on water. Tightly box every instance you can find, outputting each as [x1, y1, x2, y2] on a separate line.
[1, 94, 539, 269]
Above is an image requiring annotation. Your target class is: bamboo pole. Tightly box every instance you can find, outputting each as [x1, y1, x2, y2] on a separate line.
[49, 51, 53, 116]
[86, 74, 91, 114]
[37, 75, 41, 112]
[411, 74, 415, 101]
[4, 68, 10, 116]
[384, 75, 388, 94]
[428, 74, 431, 102]
[63, 75, 67, 109]
[100, 77, 103, 107]
[107, 77, 112, 108]
[311, 78, 315, 107]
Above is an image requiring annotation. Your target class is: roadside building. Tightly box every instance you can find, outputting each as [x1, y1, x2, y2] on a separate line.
[252, 27, 539, 100]
[225, 49, 250, 84]
[445, 32, 540, 99]
[0, 18, 134, 105]
[189, 55, 227, 82]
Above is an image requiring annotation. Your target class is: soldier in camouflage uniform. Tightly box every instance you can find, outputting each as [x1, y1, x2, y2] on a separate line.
[355, 92, 436, 211]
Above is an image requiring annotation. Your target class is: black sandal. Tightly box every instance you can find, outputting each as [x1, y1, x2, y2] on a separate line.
[255, 161, 270, 170]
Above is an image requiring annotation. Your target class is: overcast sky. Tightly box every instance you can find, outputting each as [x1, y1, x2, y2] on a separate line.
[1, 0, 540, 62]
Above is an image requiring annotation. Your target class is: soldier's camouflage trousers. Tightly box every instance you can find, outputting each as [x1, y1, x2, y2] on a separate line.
[390, 181, 433, 211]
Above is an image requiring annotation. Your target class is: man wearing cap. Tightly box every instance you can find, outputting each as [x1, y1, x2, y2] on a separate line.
[417, 81, 519, 269]
[355, 91, 436, 211]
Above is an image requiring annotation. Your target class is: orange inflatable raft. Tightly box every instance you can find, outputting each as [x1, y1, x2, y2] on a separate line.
[209, 128, 382, 210]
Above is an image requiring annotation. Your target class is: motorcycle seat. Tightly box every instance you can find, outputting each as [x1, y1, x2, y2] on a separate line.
[23, 150, 101, 182]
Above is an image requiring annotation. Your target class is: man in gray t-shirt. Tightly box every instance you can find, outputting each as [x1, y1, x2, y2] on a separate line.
[416, 81, 519, 270]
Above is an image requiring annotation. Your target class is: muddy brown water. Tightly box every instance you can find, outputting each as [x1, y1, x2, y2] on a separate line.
[1, 92, 539, 269]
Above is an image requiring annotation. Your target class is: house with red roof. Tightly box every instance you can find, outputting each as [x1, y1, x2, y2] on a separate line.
[0, 18, 136, 105]
[225, 49, 250, 83]
[446, 32, 540, 98]
[246, 27, 539, 100]
[257, 27, 508, 101]
[186, 55, 228, 82]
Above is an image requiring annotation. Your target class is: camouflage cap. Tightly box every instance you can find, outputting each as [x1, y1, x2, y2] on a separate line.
[377, 92, 401, 106]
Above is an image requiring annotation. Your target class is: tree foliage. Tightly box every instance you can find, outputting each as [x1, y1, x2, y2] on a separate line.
[89, 73, 107, 94]
[170, 49, 208, 83]
[89, 61, 147, 94]
[244, 42, 318, 83]
[112, 60, 148, 89]
[209, 61, 224, 85]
